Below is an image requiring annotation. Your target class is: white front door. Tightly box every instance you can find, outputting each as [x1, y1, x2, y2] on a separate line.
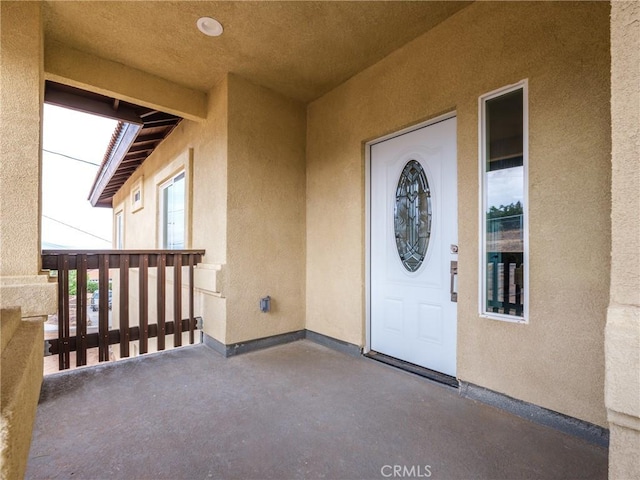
[370, 116, 458, 377]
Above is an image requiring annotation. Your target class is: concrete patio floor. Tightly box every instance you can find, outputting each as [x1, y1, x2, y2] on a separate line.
[26, 340, 608, 480]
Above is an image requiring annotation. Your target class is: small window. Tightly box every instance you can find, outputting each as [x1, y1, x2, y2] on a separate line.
[159, 171, 185, 250]
[131, 177, 144, 212]
[480, 81, 528, 321]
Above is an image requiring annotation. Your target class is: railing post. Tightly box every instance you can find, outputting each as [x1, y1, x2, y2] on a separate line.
[503, 258, 511, 315]
[119, 254, 130, 358]
[490, 254, 499, 313]
[139, 253, 149, 354]
[98, 254, 110, 362]
[76, 254, 88, 367]
[188, 254, 195, 345]
[173, 253, 182, 348]
[57, 254, 70, 370]
[157, 253, 166, 351]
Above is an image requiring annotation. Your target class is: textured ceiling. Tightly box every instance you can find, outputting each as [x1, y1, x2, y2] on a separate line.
[43, 1, 471, 103]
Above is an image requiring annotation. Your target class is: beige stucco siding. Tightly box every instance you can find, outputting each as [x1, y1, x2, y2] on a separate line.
[45, 41, 208, 121]
[113, 78, 228, 258]
[225, 75, 306, 344]
[113, 77, 229, 341]
[306, 1, 610, 426]
[114, 74, 306, 345]
[0, 1, 44, 277]
[607, 1, 640, 478]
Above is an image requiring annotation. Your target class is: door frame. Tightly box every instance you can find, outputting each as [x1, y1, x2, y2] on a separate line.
[364, 111, 457, 354]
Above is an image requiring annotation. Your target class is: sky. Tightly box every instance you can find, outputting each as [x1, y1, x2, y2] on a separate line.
[41, 104, 118, 249]
[486, 166, 524, 210]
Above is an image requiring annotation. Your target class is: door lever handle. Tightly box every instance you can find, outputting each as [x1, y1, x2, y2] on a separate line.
[450, 261, 458, 302]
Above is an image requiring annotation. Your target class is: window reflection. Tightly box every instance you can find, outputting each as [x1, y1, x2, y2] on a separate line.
[484, 88, 525, 317]
[161, 171, 185, 250]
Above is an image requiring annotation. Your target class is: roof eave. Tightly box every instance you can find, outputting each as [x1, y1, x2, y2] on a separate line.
[88, 122, 143, 207]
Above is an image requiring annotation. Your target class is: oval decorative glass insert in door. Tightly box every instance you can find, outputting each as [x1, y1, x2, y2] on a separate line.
[394, 160, 432, 272]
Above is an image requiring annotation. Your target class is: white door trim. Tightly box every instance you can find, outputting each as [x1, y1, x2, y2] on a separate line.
[365, 111, 457, 354]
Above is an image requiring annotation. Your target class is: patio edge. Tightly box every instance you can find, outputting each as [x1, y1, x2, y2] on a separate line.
[460, 382, 610, 447]
[304, 330, 362, 357]
[203, 329, 362, 358]
[203, 330, 305, 357]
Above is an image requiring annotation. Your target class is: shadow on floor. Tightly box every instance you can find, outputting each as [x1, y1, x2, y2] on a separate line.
[27, 340, 607, 480]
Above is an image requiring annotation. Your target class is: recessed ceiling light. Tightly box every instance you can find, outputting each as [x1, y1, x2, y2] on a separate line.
[197, 17, 223, 37]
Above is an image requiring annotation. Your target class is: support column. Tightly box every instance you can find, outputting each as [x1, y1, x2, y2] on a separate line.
[606, 2, 640, 479]
[0, 1, 56, 316]
[1, 3, 56, 478]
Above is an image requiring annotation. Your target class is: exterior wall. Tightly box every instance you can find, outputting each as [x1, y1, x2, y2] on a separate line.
[0, 4, 54, 476]
[0, 0, 56, 319]
[0, 1, 42, 277]
[45, 41, 207, 121]
[306, 1, 610, 426]
[114, 74, 307, 345]
[225, 75, 307, 344]
[606, 1, 640, 478]
[0, 309, 44, 480]
[114, 77, 229, 342]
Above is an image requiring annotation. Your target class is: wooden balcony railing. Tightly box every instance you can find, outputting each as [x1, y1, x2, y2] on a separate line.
[42, 249, 205, 371]
[486, 252, 524, 317]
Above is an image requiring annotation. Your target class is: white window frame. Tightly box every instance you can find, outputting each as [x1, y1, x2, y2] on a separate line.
[158, 170, 186, 250]
[154, 148, 193, 250]
[114, 207, 124, 249]
[478, 80, 529, 323]
[131, 176, 144, 212]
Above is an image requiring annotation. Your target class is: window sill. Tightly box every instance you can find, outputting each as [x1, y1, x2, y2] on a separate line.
[480, 312, 527, 324]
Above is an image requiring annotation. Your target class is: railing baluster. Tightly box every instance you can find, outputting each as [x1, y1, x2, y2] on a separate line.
[515, 255, 524, 316]
[173, 254, 182, 348]
[57, 255, 70, 370]
[503, 260, 511, 315]
[157, 253, 166, 351]
[490, 255, 499, 313]
[76, 254, 88, 367]
[98, 254, 110, 362]
[189, 254, 195, 344]
[139, 254, 149, 354]
[515, 269, 523, 316]
[119, 254, 130, 358]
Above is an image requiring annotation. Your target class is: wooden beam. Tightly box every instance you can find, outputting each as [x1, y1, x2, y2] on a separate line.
[134, 131, 166, 143]
[45, 84, 143, 125]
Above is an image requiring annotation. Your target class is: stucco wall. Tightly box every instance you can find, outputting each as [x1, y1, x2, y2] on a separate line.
[0, 5, 54, 473]
[606, 1, 640, 478]
[114, 77, 229, 341]
[45, 41, 207, 122]
[306, 1, 610, 426]
[113, 78, 228, 258]
[225, 75, 306, 344]
[0, 309, 44, 480]
[114, 74, 306, 345]
[0, 0, 44, 277]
